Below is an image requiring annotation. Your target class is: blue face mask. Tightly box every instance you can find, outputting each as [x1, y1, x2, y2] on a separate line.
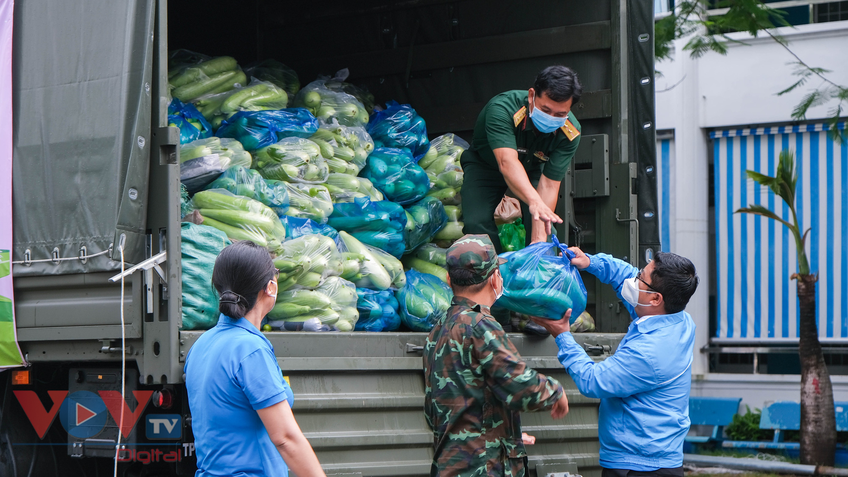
[530, 96, 567, 133]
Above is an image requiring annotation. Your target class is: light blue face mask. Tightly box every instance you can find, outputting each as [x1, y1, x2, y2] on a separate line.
[530, 96, 567, 133]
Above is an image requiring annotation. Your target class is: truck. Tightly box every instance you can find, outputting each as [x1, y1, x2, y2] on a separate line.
[1, 0, 659, 475]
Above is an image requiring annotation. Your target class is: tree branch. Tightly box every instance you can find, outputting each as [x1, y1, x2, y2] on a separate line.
[761, 29, 841, 90]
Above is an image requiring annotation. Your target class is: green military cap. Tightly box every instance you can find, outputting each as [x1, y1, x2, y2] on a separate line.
[446, 234, 506, 285]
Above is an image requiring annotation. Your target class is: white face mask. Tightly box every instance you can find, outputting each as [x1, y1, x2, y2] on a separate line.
[620, 277, 657, 308]
[267, 280, 278, 301]
[492, 274, 504, 301]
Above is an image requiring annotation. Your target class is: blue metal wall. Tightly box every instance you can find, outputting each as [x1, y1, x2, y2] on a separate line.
[657, 136, 673, 252]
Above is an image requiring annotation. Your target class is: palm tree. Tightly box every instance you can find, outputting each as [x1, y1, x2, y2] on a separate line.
[736, 150, 836, 465]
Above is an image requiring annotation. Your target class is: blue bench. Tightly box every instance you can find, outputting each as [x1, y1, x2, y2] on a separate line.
[685, 397, 742, 444]
[723, 401, 848, 450]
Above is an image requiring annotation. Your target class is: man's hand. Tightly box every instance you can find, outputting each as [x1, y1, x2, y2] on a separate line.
[521, 433, 536, 445]
[530, 309, 571, 338]
[551, 393, 569, 419]
[567, 246, 590, 270]
[528, 200, 562, 236]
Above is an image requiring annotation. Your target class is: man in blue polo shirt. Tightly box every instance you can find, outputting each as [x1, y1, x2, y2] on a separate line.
[532, 248, 699, 477]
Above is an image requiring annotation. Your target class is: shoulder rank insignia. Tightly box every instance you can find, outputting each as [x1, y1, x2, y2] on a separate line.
[534, 151, 549, 162]
[513, 106, 527, 127]
[560, 119, 580, 141]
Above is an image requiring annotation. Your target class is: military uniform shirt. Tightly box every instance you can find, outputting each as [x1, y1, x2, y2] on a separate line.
[463, 90, 582, 182]
[424, 296, 564, 477]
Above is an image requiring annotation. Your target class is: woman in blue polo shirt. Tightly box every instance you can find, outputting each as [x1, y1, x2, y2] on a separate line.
[185, 240, 326, 477]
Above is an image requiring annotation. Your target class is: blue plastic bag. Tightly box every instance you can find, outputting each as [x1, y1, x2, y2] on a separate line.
[206, 167, 290, 216]
[355, 289, 401, 332]
[168, 98, 213, 144]
[403, 196, 448, 253]
[495, 234, 588, 322]
[367, 101, 430, 161]
[360, 148, 430, 206]
[396, 270, 453, 332]
[215, 108, 319, 151]
[328, 197, 407, 257]
[283, 216, 339, 241]
[181, 222, 230, 330]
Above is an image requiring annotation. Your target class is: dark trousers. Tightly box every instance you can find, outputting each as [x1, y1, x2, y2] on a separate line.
[601, 467, 684, 477]
[460, 158, 542, 255]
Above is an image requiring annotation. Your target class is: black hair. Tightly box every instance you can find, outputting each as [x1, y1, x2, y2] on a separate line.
[533, 65, 582, 104]
[212, 240, 275, 319]
[448, 267, 487, 287]
[650, 252, 699, 314]
[449, 268, 494, 294]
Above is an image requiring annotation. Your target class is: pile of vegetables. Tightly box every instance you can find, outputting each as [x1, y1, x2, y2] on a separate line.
[495, 236, 588, 323]
[284, 216, 339, 241]
[338, 231, 405, 290]
[283, 182, 334, 224]
[402, 244, 448, 283]
[207, 166, 290, 217]
[355, 289, 401, 332]
[191, 189, 286, 253]
[244, 60, 301, 99]
[367, 101, 430, 161]
[174, 51, 588, 334]
[169, 99, 213, 144]
[194, 79, 290, 130]
[423, 133, 466, 207]
[179, 137, 253, 193]
[325, 174, 383, 204]
[423, 134, 467, 247]
[254, 137, 329, 184]
[329, 198, 407, 258]
[433, 205, 464, 248]
[403, 196, 448, 253]
[396, 270, 453, 332]
[215, 109, 319, 152]
[310, 123, 373, 175]
[293, 79, 370, 127]
[266, 234, 359, 331]
[181, 222, 230, 330]
[169, 55, 246, 103]
[361, 148, 430, 205]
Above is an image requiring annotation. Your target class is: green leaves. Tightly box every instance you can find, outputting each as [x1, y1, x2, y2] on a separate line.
[736, 205, 792, 230]
[737, 150, 811, 275]
[725, 406, 774, 441]
[657, 1, 846, 145]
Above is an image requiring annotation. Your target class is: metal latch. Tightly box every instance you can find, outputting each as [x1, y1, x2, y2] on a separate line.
[100, 339, 133, 355]
[406, 343, 424, 353]
[108, 251, 167, 282]
[583, 344, 610, 356]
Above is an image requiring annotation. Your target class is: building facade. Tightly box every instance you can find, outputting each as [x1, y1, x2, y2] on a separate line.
[653, 6, 848, 409]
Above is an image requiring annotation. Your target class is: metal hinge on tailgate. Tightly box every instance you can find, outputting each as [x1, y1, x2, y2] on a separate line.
[582, 343, 611, 356]
[154, 126, 180, 165]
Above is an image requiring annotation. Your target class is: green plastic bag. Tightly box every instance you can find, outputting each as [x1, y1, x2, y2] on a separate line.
[498, 218, 526, 252]
[181, 222, 230, 330]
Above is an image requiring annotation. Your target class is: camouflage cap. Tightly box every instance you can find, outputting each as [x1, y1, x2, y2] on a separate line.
[446, 234, 507, 285]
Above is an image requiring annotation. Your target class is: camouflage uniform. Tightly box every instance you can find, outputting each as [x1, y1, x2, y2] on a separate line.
[423, 235, 564, 477]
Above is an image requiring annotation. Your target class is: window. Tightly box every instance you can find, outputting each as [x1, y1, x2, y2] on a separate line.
[655, 0, 674, 15]
[816, 1, 848, 22]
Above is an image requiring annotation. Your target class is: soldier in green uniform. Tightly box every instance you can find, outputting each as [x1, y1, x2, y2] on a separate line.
[461, 65, 582, 252]
[423, 234, 570, 477]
